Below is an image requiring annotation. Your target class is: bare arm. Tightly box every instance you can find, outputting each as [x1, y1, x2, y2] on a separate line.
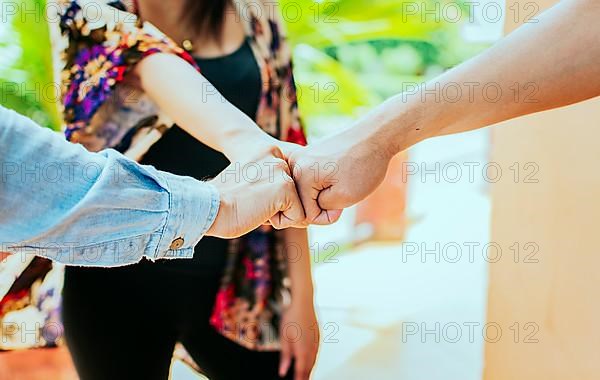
[291, 0, 600, 219]
[133, 54, 307, 228]
[279, 228, 319, 380]
[135, 53, 278, 162]
[376, 0, 600, 152]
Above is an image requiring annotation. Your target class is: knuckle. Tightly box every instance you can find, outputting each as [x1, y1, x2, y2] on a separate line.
[273, 157, 286, 168]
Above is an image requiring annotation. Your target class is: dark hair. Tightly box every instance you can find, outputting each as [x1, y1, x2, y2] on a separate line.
[183, 0, 230, 38]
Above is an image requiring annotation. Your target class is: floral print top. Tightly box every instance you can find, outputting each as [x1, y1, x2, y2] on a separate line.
[58, 0, 306, 351]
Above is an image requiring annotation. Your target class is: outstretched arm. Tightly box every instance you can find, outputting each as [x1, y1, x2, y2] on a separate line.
[135, 53, 281, 163]
[377, 0, 600, 151]
[291, 0, 600, 221]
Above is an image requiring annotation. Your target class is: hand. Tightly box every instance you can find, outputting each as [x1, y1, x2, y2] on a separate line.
[206, 147, 306, 238]
[288, 126, 393, 225]
[279, 301, 319, 380]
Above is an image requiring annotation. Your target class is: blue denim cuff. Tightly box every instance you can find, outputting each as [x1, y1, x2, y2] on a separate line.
[152, 173, 220, 260]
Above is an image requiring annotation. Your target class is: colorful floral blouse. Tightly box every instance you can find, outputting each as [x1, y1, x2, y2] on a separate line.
[1, 0, 305, 353]
[60, 0, 305, 154]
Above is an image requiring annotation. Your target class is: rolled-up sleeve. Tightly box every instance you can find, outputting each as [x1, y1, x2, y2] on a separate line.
[0, 106, 219, 266]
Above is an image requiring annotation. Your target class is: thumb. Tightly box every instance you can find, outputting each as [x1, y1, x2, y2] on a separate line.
[315, 185, 347, 217]
[310, 208, 343, 226]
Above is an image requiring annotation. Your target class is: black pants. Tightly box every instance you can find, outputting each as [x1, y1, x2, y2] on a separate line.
[61, 256, 292, 380]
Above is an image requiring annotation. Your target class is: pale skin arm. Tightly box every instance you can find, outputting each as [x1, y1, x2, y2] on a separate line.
[133, 53, 308, 229]
[279, 228, 319, 380]
[135, 53, 277, 162]
[381, 0, 600, 150]
[290, 0, 600, 219]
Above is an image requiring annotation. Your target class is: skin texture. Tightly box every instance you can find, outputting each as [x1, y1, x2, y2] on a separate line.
[291, 0, 600, 217]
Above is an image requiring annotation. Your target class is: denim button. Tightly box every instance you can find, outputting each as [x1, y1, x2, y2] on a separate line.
[169, 237, 184, 250]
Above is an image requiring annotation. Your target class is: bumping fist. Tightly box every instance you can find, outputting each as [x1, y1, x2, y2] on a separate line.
[288, 126, 393, 225]
[206, 146, 306, 238]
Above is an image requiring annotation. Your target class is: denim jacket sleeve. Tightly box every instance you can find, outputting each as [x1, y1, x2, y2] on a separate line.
[0, 106, 220, 267]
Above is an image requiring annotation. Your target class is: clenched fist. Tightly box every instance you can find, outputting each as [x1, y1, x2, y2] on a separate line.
[206, 147, 306, 238]
[288, 123, 395, 225]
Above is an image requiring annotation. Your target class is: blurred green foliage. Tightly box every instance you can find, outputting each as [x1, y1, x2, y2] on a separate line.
[281, 0, 491, 133]
[0, 0, 60, 130]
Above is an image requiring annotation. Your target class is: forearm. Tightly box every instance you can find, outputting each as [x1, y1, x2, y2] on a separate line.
[284, 228, 314, 304]
[136, 53, 276, 160]
[0, 107, 219, 266]
[367, 0, 600, 155]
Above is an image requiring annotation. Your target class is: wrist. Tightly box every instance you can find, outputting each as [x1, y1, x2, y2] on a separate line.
[371, 94, 423, 157]
[366, 90, 446, 157]
[223, 129, 278, 161]
[204, 178, 232, 238]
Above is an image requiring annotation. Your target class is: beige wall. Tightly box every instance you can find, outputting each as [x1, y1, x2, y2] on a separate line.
[484, 1, 600, 379]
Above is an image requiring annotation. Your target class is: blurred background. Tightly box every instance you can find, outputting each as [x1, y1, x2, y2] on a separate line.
[3, 0, 599, 379]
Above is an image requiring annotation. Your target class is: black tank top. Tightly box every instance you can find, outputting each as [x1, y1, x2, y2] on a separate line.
[140, 39, 262, 275]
